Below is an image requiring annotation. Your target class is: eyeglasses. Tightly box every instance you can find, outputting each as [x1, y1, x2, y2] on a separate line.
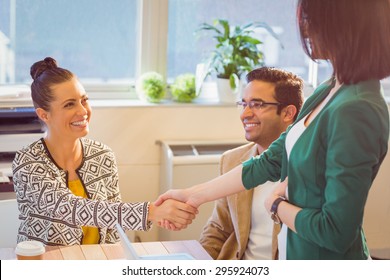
[236, 100, 284, 111]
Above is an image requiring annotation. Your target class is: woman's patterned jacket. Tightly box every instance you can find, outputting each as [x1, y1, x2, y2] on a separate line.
[12, 137, 150, 246]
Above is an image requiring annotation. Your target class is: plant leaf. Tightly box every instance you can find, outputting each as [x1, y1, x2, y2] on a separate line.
[199, 19, 281, 79]
[252, 21, 285, 49]
[229, 73, 239, 90]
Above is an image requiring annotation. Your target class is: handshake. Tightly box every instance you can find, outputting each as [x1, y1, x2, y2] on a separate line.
[147, 188, 200, 231]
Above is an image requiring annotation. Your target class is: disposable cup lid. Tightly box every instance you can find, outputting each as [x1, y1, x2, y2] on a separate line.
[15, 241, 45, 256]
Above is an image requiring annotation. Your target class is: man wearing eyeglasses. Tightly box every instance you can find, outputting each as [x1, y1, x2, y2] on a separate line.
[199, 67, 304, 260]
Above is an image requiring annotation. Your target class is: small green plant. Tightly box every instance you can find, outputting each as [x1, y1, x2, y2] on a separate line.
[171, 73, 197, 102]
[197, 19, 281, 89]
[136, 72, 166, 103]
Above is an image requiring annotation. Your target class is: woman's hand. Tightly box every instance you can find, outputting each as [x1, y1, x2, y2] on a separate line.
[263, 177, 300, 233]
[154, 188, 201, 208]
[152, 188, 201, 231]
[148, 199, 198, 230]
[265, 178, 288, 214]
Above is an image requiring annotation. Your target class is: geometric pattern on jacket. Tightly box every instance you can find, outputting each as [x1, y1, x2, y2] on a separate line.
[12, 137, 150, 246]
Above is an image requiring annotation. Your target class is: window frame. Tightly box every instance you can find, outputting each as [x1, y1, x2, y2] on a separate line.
[0, 0, 324, 101]
[80, 0, 168, 100]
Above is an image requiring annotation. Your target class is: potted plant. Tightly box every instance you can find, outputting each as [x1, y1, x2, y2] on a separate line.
[171, 73, 197, 103]
[197, 19, 281, 103]
[136, 72, 166, 103]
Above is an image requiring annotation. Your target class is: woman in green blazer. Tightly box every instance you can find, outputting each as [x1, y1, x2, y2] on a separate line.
[156, 0, 390, 259]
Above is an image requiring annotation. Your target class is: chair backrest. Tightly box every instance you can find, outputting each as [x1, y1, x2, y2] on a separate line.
[0, 199, 20, 248]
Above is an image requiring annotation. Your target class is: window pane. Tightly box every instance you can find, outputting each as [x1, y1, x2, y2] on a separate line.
[167, 0, 309, 81]
[0, 0, 137, 85]
[317, 61, 334, 86]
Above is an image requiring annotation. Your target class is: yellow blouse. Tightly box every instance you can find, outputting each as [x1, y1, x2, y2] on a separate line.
[68, 179, 100, 244]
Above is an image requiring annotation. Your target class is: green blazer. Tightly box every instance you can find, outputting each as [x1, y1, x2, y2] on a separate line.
[242, 79, 389, 259]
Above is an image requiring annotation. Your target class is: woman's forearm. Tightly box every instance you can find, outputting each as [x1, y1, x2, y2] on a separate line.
[155, 164, 246, 208]
[189, 165, 246, 207]
[277, 200, 300, 233]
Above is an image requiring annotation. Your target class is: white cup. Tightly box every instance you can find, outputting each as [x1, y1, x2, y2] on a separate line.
[15, 241, 45, 260]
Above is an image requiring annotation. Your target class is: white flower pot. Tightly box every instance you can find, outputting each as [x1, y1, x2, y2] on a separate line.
[216, 78, 240, 104]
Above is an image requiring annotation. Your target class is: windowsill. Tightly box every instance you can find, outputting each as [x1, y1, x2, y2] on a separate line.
[90, 98, 237, 108]
[1, 82, 390, 108]
[88, 81, 238, 107]
[89, 82, 309, 108]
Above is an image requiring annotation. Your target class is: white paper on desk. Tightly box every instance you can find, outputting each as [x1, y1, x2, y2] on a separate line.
[115, 224, 195, 260]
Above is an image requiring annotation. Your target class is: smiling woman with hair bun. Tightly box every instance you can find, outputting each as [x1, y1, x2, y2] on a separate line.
[12, 57, 197, 246]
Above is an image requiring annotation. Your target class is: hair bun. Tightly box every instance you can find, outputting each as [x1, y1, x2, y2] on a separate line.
[30, 57, 58, 80]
